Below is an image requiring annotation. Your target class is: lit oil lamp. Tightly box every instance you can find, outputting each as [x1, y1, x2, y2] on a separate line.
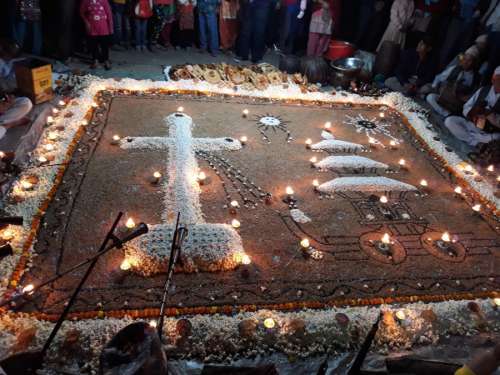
[58, 100, 66, 107]
[242, 109, 249, 118]
[300, 238, 310, 249]
[472, 204, 481, 214]
[368, 137, 377, 149]
[312, 179, 319, 191]
[149, 320, 157, 328]
[52, 108, 59, 115]
[44, 144, 55, 152]
[38, 156, 48, 164]
[324, 121, 332, 131]
[374, 233, 393, 256]
[229, 200, 239, 215]
[46, 116, 54, 125]
[239, 135, 248, 145]
[177, 106, 184, 112]
[284, 185, 296, 204]
[395, 310, 406, 321]
[152, 171, 162, 184]
[389, 140, 398, 150]
[1, 228, 15, 241]
[493, 298, 500, 308]
[231, 219, 241, 229]
[197, 171, 207, 185]
[125, 218, 136, 229]
[419, 179, 429, 193]
[305, 138, 312, 149]
[110, 134, 121, 145]
[120, 259, 131, 271]
[454, 186, 463, 198]
[379, 195, 388, 204]
[487, 165, 494, 174]
[310, 156, 317, 168]
[22, 284, 34, 295]
[398, 158, 407, 171]
[263, 318, 275, 330]
[379, 112, 385, 119]
[241, 254, 251, 265]
[47, 131, 58, 141]
[20, 179, 34, 191]
[81, 120, 88, 126]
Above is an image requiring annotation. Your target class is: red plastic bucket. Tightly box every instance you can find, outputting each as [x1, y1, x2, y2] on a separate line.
[325, 40, 356, 61]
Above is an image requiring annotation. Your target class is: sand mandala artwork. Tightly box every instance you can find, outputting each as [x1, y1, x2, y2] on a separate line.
[254, 114, 293, 143]
[0, 75, 499, 368]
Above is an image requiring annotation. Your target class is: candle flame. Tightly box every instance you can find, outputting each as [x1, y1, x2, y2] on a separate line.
[300, 238, 310, 248]
[398, 158, 406, 166]
[312, 179, 319, 187]
[125, 218, 136, 229]
[58, 100, 66, 106]
[20, 180, 33, 190]
[472, 204, 481, 212]
[241, 254, 251, 265]
[441, 232, 451, 242]
[47, 116, 54, 123]
[231, 219, 241, 228]
[305, 138, 312, 145]
[242, 109, 249, 115]
[395, 310, 406, 320]
[389, 140, 397, 147]
[112, 134, 121, 141]
[263, 318, 275, 329]
[120, 259, 131, 271]
[38, 156, 47, 163]
[153, 171, 162, 179]
[381, 233, 391, 244]
[493, 298, 500, 307]
[22, 284, 34, 294]
[454, 186, 462, 194]
[310, 156, 317, 164]
[379, 195, 388, 204]
[240, 136, 248, 143]
[487, 165, 494, 172]
[324, 121, 332, 129]
[420, 179, 428, 187]
[1, 228, 14, 241]
[45, 144, 54, 152]
[230, 200, 239, 208]
[285, 186, 294, 195]
[177, 106, 184, 112]
[149, 320, 157, 328]
[48, 132, 58, 140]
[198, 171, 206, 181]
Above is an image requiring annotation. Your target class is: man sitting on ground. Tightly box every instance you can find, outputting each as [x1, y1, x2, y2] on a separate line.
[384, 37, 435, 96]
[444, 66, 500, 148]
[426, 45, 481, 117]
[0, 92, 32, 139]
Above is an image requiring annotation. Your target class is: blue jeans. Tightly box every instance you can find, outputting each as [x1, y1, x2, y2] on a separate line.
[279, 4, 300, 54]
[15, 20, 42, 55]
[134, 18, 148, 47]
[238, 2, 270, 62]
[112, 3, 131, 44]
[198, 11, 219, 53]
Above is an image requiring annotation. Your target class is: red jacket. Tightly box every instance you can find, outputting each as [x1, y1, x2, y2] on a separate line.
[80, 0, 114, 36]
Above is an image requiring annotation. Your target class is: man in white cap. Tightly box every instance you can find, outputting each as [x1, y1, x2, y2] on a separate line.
[426, 45, 481, 117]
[444, 66, 500, 148]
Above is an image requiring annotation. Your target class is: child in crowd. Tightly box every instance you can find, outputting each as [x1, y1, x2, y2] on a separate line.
[80, 0, 114, 70]
[307, 0, 332, 57]
[133, 0, 154, 51]
[174, 0, 197, 49]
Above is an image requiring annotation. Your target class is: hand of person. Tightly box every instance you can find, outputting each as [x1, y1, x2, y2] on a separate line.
[297, 10, 304, 19]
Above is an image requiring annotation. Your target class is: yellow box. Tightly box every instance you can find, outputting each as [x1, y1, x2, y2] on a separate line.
[15, 59, 53, 104]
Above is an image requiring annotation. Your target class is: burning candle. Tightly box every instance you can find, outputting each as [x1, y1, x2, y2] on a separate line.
[472, 204, 481, 213]
[152, 171, 162, 184]
[110, 134, 121, 145]
[379, 195, 388, 204]
[241, 254, 251, 265]
[46, 116, 54, 124]
[242, 109, 249, 118]
[381, 233, 391, 244]
[125, 218, 136, 229]
[305, 138, 312, 149]
[177, 106, 184, 112]
[120, 259, 131, 271]
[239, 136, 248, 145]
[285, 186, 294, 196]
[231, 219, 241, 229]
[197, 171, 207, 185]
[44, 144, 55, 152]
[1, 229, 14, 241]
[395, 310, 406, 321]
[324, 121, 332, 130]
[20, 180, 34, 190]
[300, 238, 310, 248]
[441, 231, 451, 243]
[22, 284, 34, 294]
[263, 318, 275, 329]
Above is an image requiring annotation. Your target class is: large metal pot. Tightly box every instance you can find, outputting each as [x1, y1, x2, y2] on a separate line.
[325, 40, 356, 61]
[330, 57, 364, 87]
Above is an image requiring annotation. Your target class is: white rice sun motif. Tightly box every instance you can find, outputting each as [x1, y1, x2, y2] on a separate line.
[344, 114, 400, 144]
[254, 114, 292, 143]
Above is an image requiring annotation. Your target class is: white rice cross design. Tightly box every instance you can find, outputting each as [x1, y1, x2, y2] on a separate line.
[120, 112, 245, 275]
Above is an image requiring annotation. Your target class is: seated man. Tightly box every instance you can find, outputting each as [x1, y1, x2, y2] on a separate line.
[0, 92, 32, 138]
[384, 37, 435, 96]
[426, 45, 480, 117]
[444, 66, 500, 148]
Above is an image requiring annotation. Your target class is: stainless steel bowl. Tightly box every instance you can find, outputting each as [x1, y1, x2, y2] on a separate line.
[330, 57, 364, 74]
